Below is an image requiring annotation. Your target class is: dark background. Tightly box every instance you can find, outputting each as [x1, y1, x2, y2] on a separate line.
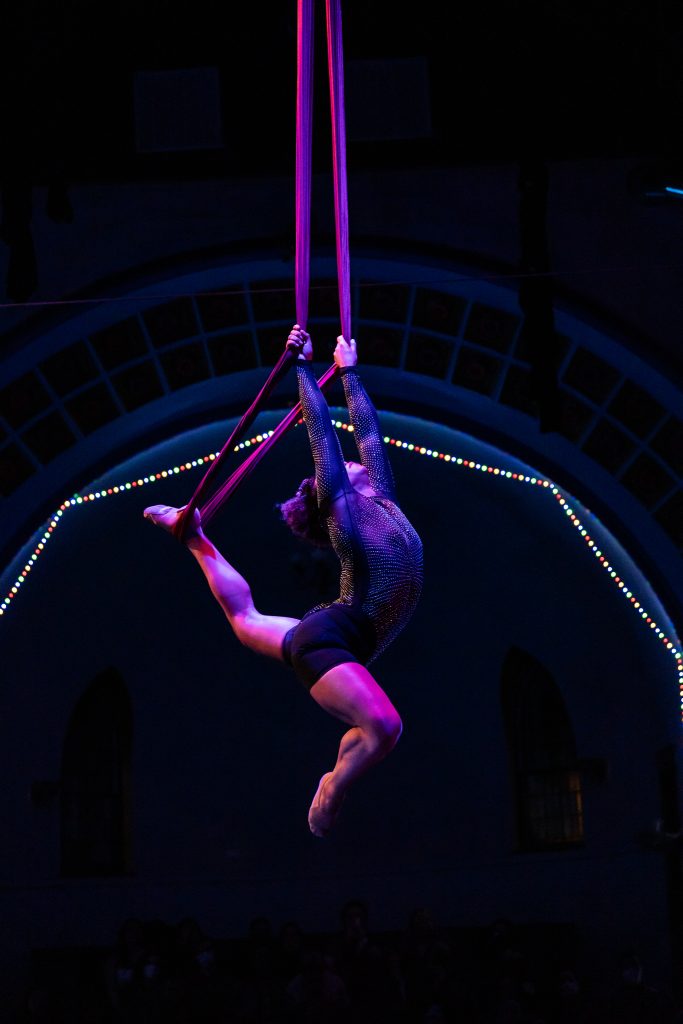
[2, 1, 680, 177]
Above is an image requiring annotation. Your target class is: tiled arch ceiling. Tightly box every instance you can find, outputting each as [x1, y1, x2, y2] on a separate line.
[0, 258, 681, 562]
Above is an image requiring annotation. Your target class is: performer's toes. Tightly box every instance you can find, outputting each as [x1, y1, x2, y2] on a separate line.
[143, 504, 181, 532]
[308, 772, 344, 837]
[143, 504, 201, 538]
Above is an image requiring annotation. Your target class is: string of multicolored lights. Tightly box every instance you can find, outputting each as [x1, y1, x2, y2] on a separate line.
[2, 422, 682, 715]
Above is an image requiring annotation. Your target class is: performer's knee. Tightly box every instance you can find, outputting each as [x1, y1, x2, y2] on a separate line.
[230, 608, 261, 647]
[367, 709, 402, 755]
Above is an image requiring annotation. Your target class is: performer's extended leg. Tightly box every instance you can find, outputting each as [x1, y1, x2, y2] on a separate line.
[307, 663, 402, 837]
[144, 505, 299, 659]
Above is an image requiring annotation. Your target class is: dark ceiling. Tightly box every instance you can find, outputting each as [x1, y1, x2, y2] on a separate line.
[2, 0, 681, 187]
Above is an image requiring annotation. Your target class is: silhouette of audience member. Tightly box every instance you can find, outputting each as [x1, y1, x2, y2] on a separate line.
[172, 916, 230, 1023]
[104, 917, 149, 1023]
[479, 918, 547, 1024]
[24, 985, 64, 1024]
[401, 907, 442, 1018]
[547, 966, 596, 1024]
[333, 899, 406, 1023]
[275, 921, 307, 988]
[336, 900, 370, 963]
[127, 918, 174, 1023]
[175, 917, 218, 979]
[416, 938, 465, 1024]
[605, 950, 674, 1024]
[237, 915, 286, 1022]
[285, 950, 350, 1023]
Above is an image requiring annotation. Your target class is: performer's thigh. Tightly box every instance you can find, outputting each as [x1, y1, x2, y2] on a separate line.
[310, 662, 400, 729]
[233, 610, 301, 661]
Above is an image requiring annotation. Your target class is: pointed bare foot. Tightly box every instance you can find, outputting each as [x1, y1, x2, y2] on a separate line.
[143, 504, 201, 539]
[308, 772, 345, 837]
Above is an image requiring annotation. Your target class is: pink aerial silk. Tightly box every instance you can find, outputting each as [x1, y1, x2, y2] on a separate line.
[175, 0, 350, 540]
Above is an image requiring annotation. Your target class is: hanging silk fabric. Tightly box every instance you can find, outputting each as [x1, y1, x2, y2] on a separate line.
[174, 0, 351, 540]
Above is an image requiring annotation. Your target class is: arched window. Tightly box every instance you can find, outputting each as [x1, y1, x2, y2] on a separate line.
[501, 647, 584, 851]
[60, 668, 133, 876]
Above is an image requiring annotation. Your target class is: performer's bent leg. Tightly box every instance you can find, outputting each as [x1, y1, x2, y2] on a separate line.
[307, 663, 402, 836]
[144, 505, 299, 660]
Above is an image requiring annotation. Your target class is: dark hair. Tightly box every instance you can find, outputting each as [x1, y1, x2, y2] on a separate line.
[277, 476, 331, 547]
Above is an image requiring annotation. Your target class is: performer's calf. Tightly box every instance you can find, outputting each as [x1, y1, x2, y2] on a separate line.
[307, 662, 402, 836]
[144, 505, 299, 660]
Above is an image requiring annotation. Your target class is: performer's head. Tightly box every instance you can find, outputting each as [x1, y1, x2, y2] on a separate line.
[278, 462, 371, 545]
[278, 476, 331, 547]
[343, 460, 370, 490]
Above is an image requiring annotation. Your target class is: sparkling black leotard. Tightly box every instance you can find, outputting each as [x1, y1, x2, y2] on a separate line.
[283, 361, 423, 687]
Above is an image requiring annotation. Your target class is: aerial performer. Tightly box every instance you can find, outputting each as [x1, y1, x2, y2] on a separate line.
[144, 0, 420, 836]
[143, 326, 423, 836]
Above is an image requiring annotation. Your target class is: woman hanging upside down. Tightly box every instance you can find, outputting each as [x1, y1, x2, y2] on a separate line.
[144, 327, 423, 836]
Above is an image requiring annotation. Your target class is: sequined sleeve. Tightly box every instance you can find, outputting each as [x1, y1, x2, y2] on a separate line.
[296, 361, 351, 507]
[340, 366, 396, 500]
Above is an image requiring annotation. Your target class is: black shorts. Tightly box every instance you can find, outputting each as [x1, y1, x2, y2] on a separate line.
[282, 603, 376, 691]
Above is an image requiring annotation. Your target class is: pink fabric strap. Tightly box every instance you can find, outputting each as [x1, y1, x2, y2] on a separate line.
[295, 0, 314, 330]
[326, 0, 352, 343]
[175, 0, 351, 538]
[199, 363, 338, 523]
[173, 346, 297, 539]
